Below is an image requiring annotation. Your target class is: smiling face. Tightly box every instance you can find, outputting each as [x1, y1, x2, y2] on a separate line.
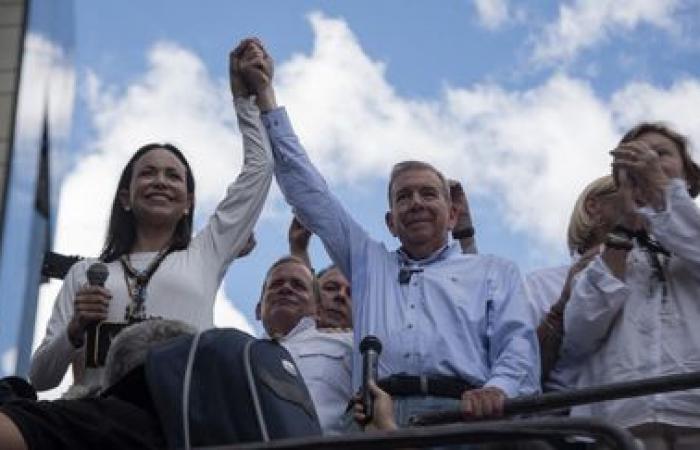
[317, 267, 352, 329]
[260, 260, 316, 337]
[386, 167, 457, 259]
[119, 147, 193, 230]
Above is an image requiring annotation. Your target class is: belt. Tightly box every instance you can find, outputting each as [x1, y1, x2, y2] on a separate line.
[377, 374, 477, 399]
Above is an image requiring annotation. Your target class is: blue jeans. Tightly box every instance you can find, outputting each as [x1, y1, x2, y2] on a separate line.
[393, 395, 480, 449]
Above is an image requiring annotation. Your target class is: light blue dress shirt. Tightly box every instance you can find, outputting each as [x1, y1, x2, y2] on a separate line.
[263, 107, 539, 397]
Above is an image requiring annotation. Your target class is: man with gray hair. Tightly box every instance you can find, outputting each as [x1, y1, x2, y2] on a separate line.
[0, 319, 192, 450]
[256, 255, 353, 435]
[240, 37, 539, 427]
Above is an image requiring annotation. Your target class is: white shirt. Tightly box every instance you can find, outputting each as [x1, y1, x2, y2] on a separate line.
[29, 97, 274, 392]
[562, 179, 700, 429]
[525, 263, 581, 391]
[278, 317, 353, 435]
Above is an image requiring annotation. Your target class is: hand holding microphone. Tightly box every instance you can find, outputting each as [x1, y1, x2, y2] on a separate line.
[359, 335, 382, 424]
[67, 263, 111, 348]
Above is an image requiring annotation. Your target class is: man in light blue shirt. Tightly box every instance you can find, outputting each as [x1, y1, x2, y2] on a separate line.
[241, 38, 539, 424]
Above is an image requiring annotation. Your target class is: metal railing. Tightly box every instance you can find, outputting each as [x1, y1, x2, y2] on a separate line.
[198, 370, 700, 450]
[412, 371, 700, 426]
[208, 417, 639, 449]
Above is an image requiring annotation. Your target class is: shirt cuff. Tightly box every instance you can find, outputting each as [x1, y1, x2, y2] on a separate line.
[637, 178, 686, 228]
[59, 327, 84, 354]
[484, 375, 522, 398]
[261, 107, 295, 138]
[586, 255, 629, 294]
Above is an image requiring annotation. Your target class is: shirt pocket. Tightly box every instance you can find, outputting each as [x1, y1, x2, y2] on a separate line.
[295, 346, 351, 386]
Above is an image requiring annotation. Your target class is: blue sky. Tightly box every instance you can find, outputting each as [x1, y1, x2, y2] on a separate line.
[3, 0, 700, 395]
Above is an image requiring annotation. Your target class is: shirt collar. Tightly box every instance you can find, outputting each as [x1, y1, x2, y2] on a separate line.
[281, 316, 316, 341]
[397, 240, 459, 266]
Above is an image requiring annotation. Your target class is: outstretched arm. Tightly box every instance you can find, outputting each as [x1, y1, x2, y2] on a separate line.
[243, 38, 375, 287]
[189, 39, 274, 278]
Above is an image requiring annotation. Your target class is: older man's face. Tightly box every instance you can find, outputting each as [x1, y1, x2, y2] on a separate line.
[317, 268, 352, 329]
[260, 261, 316, 337]
[386, 168, 456, 259]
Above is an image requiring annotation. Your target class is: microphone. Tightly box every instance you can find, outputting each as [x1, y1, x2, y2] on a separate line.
[359, 335, 382, 424]
[87, 262, 109, 287]
[85, 263, 109, 367]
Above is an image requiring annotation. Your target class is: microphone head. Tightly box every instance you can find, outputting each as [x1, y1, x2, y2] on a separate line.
[87, 262, 109, 287]
[359, 335, 382, 354]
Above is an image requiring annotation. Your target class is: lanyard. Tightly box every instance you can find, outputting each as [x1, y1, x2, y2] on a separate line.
[119, 246, 172, 321]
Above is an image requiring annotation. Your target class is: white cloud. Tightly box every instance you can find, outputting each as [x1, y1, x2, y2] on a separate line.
[532, 0, 683, 63]
[273, 14, 614, 244]
[473, 0, 511, 30]
[1, 347, 17, 376]
[214, 288, 254, 334]
[276, 12, 700, 245]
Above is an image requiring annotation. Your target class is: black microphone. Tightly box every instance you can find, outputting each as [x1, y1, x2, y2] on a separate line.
[359, 335, 382, 424]
[87, 262, 109, 287]
[85, 263, 109, 366]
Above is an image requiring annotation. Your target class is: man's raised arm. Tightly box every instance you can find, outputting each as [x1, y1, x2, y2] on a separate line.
[240, 38, 373, 282]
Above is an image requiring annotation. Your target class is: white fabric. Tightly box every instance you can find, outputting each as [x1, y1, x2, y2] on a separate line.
[279, 317, 352, 435]
[525, 264, 570, 326]
[29, 97, 274, 392]
[525, 263, 581, 391]
[562, 179, 700, 429]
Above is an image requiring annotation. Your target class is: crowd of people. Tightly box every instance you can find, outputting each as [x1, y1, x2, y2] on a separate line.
[0, 37, 698, 450]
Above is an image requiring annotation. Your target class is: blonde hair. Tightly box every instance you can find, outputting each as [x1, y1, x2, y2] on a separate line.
[567, 175, 617, 255]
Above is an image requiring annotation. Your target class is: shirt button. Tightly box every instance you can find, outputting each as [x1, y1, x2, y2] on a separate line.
[407, 324, 413, 329]
[410, 304, 415, 309]
[404, 353, 410, 359]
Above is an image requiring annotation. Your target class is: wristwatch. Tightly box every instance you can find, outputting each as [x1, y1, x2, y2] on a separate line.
[452, 226, 475, 240]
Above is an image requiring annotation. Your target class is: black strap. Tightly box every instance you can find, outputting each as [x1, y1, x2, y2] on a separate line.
[612, 225, 670, 256]
[378, 375, 477, 399]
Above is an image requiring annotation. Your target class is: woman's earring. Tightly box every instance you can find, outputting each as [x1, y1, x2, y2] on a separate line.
[183, 209, 189, 216]
[124, 205, 131, 212]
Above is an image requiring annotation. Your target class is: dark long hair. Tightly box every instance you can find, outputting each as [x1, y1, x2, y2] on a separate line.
[99, 143, 196, 262]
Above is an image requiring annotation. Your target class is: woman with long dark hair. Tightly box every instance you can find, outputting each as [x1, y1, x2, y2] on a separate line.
[29, 39, 274, 393]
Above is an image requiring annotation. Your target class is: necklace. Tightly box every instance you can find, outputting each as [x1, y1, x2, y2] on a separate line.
[120, 245, 171, 322]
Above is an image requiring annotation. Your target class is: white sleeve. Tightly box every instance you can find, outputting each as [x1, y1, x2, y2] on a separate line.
[188, 96, 274, 280]
[524, 270, 557, 326]
[561, 256, 630, 360]
[639, 178, 700, 269]
[29, 262, 86, 391]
